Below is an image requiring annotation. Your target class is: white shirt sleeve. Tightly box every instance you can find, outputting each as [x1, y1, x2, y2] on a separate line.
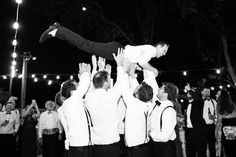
[38, 112, 44, 138]
[73, 72, 91, 99]
[143, 69, 159, 102]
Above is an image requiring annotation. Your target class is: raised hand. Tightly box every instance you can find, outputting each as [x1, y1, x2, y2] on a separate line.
[91, 55, 97, 71]
[113, 48, 124, 66]
[98, 57, 106, 71]
[105, 64, 112, 76]
[79, 63, 91, 77]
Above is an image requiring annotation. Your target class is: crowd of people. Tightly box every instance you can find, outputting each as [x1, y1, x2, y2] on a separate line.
[0, 23, 236, 157]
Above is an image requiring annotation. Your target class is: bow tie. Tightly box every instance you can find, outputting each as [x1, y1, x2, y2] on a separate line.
[204, 98, 210, 101]
[155, 100, 161, 106]
[6, 112, 11, 114]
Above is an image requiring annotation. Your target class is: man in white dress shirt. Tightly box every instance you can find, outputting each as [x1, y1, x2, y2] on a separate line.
[149, 82, 178, 157]
[0, 101, 20, 157]
[84, 49, 125, 157]
[116, 55, 154, 157]
[38, 100, 63, 157]
[61, 63, 92, 157]
[39, 22, 169, 77]
[201, 86, 217, 157]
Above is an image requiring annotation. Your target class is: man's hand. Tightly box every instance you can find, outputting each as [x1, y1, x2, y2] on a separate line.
[105, 64, 112, 76]
[98, 57, 106, 71]
[91, 55, 97, 71]
[79, 63, 91, 76]
[129, 64, 137, 78]
[0, 120, 9, 127]
[122, 58, 132, 74]
[113, 48, 124, 66]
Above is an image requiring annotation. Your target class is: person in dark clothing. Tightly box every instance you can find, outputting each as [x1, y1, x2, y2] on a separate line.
[184, 84, 207, 157]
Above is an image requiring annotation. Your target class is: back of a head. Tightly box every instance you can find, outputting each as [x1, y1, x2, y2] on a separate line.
[137, 82, 153, 102]
[93, 71, 109, 89]
[55, 92, 64, 106]
[162, 82, 179, 102]
[60, 79, 77, 99]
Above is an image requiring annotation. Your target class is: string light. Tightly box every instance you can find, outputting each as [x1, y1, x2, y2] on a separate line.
[12, 52, 17, 58]
[56, 75, 60, 79]
[32, 74, 35, 78]
[183, 71, 187, 76]
[9, 0, 22, 90]
[70, 75, 74, 79]
[227, 84, 231, 88]
[43, 75, 47, 79]
[48, 80, 52, 85]
[210, 87, 215, 91]
[12, 39, 17, 46]
[13, 22, 19, 30]
[34, 78, 38, 82]
[15, 0, 22, 4]
[216, 69, 221, 74]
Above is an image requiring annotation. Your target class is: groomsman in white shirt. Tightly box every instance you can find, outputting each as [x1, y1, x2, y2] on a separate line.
[149, 82, 179, 157]
[115, 54, 154, 157]
[84, 49, 124, 157]
[62, 63, 92, 157]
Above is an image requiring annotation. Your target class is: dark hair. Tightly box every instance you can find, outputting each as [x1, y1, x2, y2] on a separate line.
[154, 41, 169, 48]
[93, 71, 109, 89]
[162, 82, 178, 102]
[218, 89, 235, 115]
[137, 82, 153, 102]
[200, 84, 211, 92]
[0, 89, 10, 105]
[60, 79, 77, 99]
[55, 92, 63, 106]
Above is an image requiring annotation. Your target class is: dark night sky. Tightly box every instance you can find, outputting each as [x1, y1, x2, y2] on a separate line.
[0, 0, 236, 107]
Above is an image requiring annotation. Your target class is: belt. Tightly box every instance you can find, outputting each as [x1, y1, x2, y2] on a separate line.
[42, 128, 59, 135]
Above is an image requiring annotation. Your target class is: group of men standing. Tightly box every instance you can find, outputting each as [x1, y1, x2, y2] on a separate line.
[56, 49, 179, 157]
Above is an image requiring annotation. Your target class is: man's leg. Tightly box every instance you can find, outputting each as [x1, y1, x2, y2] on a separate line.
[40, 23, 122, 60]
[206, 125, 216, 157]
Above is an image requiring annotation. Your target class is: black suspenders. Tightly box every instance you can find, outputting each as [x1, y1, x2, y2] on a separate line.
[84, 106, 93, 145]
[160, 106, 175, 132]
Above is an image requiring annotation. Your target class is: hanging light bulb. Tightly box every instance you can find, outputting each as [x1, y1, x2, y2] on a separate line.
[183, 71, 187, 76]
[216, 69, 221, 74]
[48, 80, 52, 85]
[12, 52, 17, 58]
[70, 75, 74, 79]
[15, 0, 22, 4]
[12, 39, 17, 46]
[43, 75, 47, 79]
[82, 6, 87, 11]
[13, 22, 19, 30]
[56, 75, 60, 79]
